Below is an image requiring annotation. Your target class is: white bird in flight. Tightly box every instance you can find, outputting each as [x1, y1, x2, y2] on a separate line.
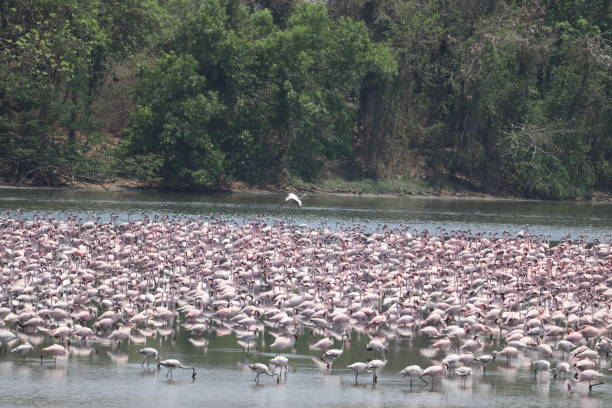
[285, 193, 305, 208]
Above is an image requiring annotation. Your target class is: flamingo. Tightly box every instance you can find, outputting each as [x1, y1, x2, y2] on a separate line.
[365, 339, 387, 358]
[236, 328, 259, 352]
[249, 363, 279, 384]
[575, 358, 597, 372]
[421, 364, 446, 387]
[553, 362, 571, 379]
[474, 352, 497, 374]
[269, 355, 289, 379]
[158, 359, 197, 379]
[366, 359, 386, 384]
[321, 333, 350, 368]
[532, 360, 552, 378]
[270, 334, 298, 355]
[41, 344, 67, 365]
[0, 330, 17, 351]
[0, 211, 608, 401]
[399, 365, 428, 387]
[454, 366, 472, 387]
[138, 347, 160, 368]
[566, 369, 604, 391]
[310, 336, 334, 353]
[347, 362, 370, 384]
[11, 342, 34, 359]
[496, 346, 519, 364]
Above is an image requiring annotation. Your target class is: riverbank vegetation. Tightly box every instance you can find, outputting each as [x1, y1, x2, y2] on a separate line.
[1, 0, 609, 199]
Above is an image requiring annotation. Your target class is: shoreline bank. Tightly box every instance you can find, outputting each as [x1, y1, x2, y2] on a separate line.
[0, 180, 610, 203]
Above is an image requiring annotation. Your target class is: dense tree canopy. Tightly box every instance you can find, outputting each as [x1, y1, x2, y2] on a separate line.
[0, 0, 609, 199]
[126, 0, 396, 185]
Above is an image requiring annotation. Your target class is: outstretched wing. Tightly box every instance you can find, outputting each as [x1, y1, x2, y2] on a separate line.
[285, 193, 302, 207]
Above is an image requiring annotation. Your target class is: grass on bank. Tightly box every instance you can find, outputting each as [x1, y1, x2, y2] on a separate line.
[291, 177, 433, 195]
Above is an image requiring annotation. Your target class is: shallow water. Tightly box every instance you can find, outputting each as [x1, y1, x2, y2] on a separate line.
[1, 327, 610, 408]
[0, 188, 610, 240]
[0, 187, 610, 407]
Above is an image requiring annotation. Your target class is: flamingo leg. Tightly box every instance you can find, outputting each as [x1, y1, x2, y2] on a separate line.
[420, 376, 428, 385]
[320, 357, 330, 369]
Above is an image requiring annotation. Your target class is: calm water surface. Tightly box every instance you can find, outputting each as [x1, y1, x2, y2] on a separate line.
[0, 188, 610, 240]
[0, 188, 610, 407]
[1, 328, 610, 408]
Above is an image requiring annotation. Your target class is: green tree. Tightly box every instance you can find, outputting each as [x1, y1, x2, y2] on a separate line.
[127, 54, 225, 185]
[127, 0, 396, 186]
[0, 0, 163, 184]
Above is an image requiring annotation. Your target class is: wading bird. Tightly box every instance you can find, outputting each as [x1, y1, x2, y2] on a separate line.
[399, 365, 428, 387]
[158, 359, 196, 379]
[11, 342, 34, 360]
[347, 362, 370, 384]
[249, 363, 279, 384]
[269, 356, 289, 379]
[138, 347, 160, 368]
[566, 370, 604, 391]
[40, 344, 67, 365]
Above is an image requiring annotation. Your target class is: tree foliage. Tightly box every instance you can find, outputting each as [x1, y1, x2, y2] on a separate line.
[126, 0, 396, 186]
[0, 0, 162, 184]
[0, 0, 609, 199]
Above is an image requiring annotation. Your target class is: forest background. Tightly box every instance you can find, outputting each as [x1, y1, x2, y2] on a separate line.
[1, 0, 609, 199]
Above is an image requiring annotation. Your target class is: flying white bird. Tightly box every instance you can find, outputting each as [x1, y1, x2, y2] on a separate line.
[285, 193, 305, 208]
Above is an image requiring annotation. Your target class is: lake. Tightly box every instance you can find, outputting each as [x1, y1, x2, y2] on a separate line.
[0, 187, 610, 408]
[0, 187, 610, 240]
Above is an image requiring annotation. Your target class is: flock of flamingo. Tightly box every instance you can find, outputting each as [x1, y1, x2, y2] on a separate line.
[0, 209, 610, 395]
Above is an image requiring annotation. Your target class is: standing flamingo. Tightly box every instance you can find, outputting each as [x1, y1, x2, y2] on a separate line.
[138, 347, 160, 368]
[399, 365, 428, 387]
[347, 362, 370, 384]
[421, 364, 447, 387]
[41, 344, 67, 365]
[11, 342, 34, 360]
[269, 356, 289, 379]
[566, 370, 604, 391]
[454, 366, 472, 387]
